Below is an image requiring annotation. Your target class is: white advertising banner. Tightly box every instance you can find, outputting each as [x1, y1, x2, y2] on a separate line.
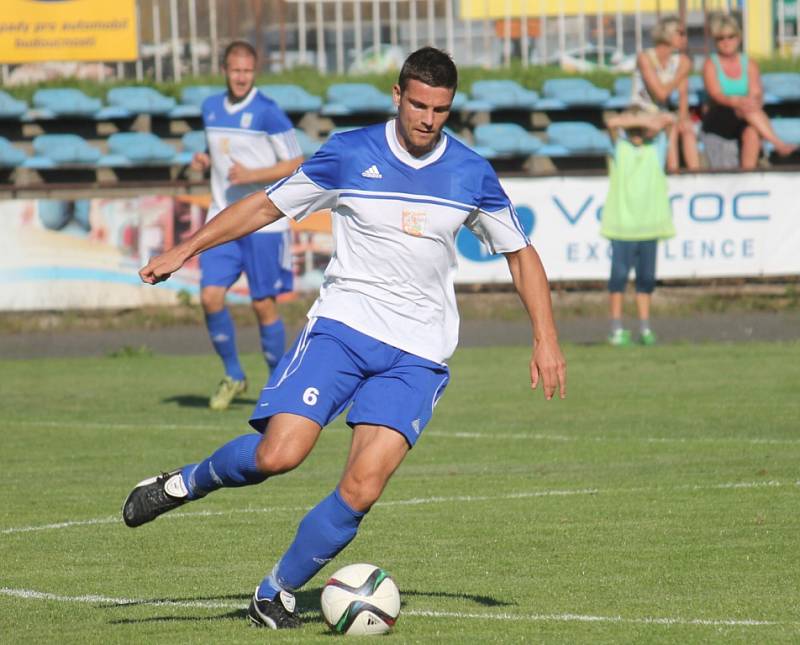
[454, 172, 800, 282]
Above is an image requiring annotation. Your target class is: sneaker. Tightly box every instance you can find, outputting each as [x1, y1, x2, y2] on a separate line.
[608, 329, 632, 347]
[247, 589, 302, 629]
[209, 376, 247, 411]
[122, 469, 189, 528]
[639, 329, 657, 346]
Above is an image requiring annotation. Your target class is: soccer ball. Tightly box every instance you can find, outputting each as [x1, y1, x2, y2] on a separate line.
[320, 563, 401, 635]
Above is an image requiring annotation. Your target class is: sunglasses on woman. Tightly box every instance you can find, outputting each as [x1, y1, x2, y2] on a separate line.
[715, 33, 738, 42]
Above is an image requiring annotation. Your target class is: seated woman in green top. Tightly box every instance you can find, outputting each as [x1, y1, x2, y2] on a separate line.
[702, 13, 796, 169]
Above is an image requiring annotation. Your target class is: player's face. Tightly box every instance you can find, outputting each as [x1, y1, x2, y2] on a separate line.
[393, 79, 454, 157]
[224, 53, 256, 101]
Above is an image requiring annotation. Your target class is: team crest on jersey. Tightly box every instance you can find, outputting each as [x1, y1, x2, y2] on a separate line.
[207, 111, 216, 122]
[240, 112, 253, 128]
[402, 209, 426, 237]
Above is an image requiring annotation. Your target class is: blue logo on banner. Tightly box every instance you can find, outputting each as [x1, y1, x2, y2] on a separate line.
[456, 206, 535, 263]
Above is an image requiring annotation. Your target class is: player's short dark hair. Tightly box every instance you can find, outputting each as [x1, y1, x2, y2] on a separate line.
[223, 40, 257, 66]
[398, 47, 458, 93]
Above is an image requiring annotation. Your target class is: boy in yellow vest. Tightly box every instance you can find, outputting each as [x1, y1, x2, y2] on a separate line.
[601, 111, 676, 346]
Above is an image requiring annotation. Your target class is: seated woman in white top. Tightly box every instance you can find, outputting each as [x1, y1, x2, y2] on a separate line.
[631, 15, 700, 172]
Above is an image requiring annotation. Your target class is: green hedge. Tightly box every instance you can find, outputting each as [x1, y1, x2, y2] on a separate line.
[5, 56, 798, 102]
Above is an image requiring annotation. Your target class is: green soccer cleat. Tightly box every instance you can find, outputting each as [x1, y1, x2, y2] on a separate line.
[608, 329, 632, 347]
[209, 376, 247, 410]
[639, 329, 657, 346]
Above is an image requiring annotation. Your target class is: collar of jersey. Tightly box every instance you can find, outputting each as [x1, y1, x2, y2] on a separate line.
[224, 87, 257, 114]
[385, 119, 448, 170]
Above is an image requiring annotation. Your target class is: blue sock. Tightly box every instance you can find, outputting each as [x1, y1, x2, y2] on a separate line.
[181, 433, 266, 499]
[257, 489, 365, 598]
[259, 319, 286, 371]
[206, 309, 245, 380]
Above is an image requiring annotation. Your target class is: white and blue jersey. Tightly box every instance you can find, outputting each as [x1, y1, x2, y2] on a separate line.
[266, 120, 530, 363]
[202, 87, 302, 232]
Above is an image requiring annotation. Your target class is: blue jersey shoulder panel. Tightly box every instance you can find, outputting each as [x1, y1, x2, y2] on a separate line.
[251, 92, 294, 135]
[300, 123, 508, 209]
[201, 91, 293, 134]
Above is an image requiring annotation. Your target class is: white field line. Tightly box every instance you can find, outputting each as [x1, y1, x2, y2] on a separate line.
[2, 480, 795, 536]
[0, 587, 789, 628]
[13, 419, 800, 446]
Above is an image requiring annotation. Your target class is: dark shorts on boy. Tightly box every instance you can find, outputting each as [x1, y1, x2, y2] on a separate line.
[608, 239, 657, 293]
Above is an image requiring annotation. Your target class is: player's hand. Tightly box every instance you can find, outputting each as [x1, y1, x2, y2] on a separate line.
[139, 246, 189, 285]
[530, 337, 567, 401]
[228, 160, 252, 185]
[190, 152, 210, 172]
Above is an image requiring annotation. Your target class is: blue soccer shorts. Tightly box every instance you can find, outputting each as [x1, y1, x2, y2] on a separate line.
[200, 230, 293, 299]
[249, 317, 450, 447]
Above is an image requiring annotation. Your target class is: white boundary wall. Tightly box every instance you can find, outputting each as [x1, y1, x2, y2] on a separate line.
[457, 171, 800, 282]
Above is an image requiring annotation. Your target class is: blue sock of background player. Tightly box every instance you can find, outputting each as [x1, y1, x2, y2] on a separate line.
[259, 319, 285, 372]
[181, 435, 365, 600]
[205, 309, 245, 381]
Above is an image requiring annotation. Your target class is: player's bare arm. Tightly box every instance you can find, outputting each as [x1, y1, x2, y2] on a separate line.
[505, 245, 567, 400]
[139, 192, 285, 284]
[228, 156, 304, 185]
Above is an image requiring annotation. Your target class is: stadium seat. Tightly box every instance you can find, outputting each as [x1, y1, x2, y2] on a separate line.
[0, 136, 27, 166]
[259, 84, 323, 114]
[181, 85, 225, 107]
[174, 130, 207, 164]
[32, 88, 102, 118]
[104, 132, 177, 165]
[605, 77, 632, 110]
[321, 83, 395, 116]
[0, 90, 28, 119]
[473, 123, 541, 158]
[294, 128, 323, 157]
[442, 126, 495, 158]
[469, 80, 539, 111]
[107, 86, 177, 116]
[539, 121, 612, 156]
[762, 117, 800, 154]
[23, 134, 102, 168]
[761, 73, 800, 105]
[537, 78, 611, 110]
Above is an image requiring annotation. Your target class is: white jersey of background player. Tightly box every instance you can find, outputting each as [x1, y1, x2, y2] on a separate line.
[191, 41, 303, 411]
[128, 47, 566, 631]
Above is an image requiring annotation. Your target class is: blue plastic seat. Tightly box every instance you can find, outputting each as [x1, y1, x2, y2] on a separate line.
[105, 132, 177, 165]
[169, 85, 225, 118]
[107, 87, 177, 116]
[23, 134, 101, 168]
[763, 117, 800, 155]
[174, 130, 207, 164]
[181, 85, 225, 107]
[322, 83, 395, 116]
[761, 73, 800, 104]
[0, 90, 28, 119]
[537, 78, 611, 110]
[539, 121, 612, 157]
[293, 128, 322, 157]
[605, 77, 633, 109]
[32, 88, 102, 118]
[473, 123, 541, 159]
[0, 136, 27, 166]
[470, 80, 539, 111]
[259, 84, 323, 114]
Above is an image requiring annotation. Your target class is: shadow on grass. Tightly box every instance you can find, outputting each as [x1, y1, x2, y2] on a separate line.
[104, 585, 511, 626]
[161, 394, 257, 408]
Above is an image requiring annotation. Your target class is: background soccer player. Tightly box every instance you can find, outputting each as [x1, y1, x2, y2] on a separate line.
[124, 47, 566, 630]
[191, 40, 303, 410]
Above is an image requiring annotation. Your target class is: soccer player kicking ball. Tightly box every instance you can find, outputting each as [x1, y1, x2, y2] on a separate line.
[192, 41, 303, 410]
[123, 47, 566, 630]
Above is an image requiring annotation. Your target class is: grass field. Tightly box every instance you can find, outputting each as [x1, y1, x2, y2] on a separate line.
[2, 340, 799, 643]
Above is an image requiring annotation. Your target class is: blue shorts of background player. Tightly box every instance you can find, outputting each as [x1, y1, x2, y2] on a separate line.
[250, 317, 450, 447]
[199, 230, 294, 410]
[200, 231, 293, 298]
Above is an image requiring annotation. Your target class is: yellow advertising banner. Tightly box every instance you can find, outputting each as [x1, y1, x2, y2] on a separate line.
[0, 0, 138, 63]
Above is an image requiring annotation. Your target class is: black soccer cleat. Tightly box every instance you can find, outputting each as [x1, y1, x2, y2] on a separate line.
[247, 589, 302, 629]
[122, 469, 190, 528]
